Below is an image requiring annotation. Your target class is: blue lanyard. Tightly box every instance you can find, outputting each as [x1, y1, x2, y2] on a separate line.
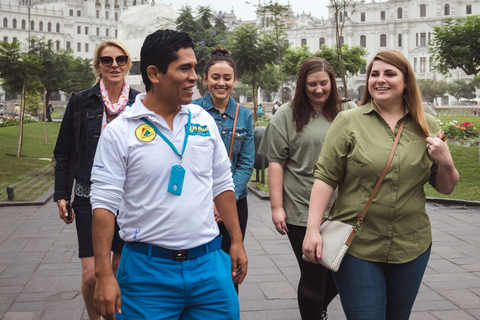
[140, 108, 191, 159]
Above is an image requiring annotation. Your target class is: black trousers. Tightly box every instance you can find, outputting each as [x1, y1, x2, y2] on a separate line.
[287, 223, 338, 320]
[218, 196, 248, 292]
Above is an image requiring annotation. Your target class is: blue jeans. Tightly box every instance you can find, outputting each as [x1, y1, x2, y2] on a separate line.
[333, 246, 431, 320]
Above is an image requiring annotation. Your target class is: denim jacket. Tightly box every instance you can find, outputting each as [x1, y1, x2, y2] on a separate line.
[53, 82, 139, 201]
[192, 94, 254, 200]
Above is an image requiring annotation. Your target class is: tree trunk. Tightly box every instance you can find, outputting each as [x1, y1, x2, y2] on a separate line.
[17, 80, 25, 157]
[43, 87, 48, 143]
[252, 82, 258, 127]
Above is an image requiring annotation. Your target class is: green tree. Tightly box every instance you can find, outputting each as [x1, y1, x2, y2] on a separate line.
[176, 5, 229, 96]
[330, 0, 356, 98]
[258, 64, 282, 101]
[260, 1, 290, 103]
[447, 79, 474, 103]
[417, 79, 449, 105]
[282, 46, 312, 77]
[66, 56, 96, 94]
[228, 24, 276, 123]
[0, 40, 42, 157]
[430, 16, 480, 76]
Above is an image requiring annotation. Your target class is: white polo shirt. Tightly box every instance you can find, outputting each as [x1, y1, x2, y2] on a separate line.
[90, 93, 234, 250]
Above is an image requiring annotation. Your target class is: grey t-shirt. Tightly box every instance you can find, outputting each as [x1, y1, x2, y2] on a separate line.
[258, 101, 356, 226]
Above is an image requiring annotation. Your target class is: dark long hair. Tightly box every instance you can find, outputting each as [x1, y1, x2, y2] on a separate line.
[292, 57, 344, 132]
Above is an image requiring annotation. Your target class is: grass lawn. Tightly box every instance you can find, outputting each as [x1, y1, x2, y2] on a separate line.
[252, 115, 480, 202]
[0, 122, 60, 201]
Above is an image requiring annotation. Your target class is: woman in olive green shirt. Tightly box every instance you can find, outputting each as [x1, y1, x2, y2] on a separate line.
[303, 51, 459, 319]
[259, 57, 355, 320]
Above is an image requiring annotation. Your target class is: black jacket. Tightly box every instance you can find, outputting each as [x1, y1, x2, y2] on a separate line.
[53, 82, 140, 201]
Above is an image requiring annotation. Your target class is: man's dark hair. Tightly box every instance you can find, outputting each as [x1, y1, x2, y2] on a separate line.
[140, 29, 195, 92]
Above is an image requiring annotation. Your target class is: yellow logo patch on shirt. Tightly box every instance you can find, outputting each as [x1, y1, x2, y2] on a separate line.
[135, 123, 156, 142]
[189, 124, 210, 137]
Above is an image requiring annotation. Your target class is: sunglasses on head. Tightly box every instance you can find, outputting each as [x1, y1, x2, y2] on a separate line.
[99, 55, 128, 67]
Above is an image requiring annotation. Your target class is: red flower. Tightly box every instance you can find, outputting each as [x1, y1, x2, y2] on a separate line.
[461, 127, 466, 130]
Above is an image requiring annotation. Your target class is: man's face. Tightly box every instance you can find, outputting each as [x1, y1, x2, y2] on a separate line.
[157, 48, 198, 106]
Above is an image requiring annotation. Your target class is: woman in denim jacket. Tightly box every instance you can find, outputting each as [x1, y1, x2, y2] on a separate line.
[192, 47, 254, 292]
[53, 40, 140, 319]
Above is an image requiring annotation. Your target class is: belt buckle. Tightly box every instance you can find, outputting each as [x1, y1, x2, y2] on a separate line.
[173, 250, 188, 261]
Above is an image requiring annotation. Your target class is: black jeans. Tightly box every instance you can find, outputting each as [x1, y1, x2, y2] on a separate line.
[287, 223, 338, 320]
[218, 196, 248, 292]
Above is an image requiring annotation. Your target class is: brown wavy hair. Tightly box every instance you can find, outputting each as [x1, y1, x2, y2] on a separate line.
[360, 50, 430, 140]
[204, 46, 236, 78]
[292, 57, 345, 132]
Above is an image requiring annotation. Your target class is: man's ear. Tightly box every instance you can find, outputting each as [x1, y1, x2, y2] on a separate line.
[147, 65, 161, 84]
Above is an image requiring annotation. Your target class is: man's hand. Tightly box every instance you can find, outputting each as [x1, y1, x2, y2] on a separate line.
[93, 275, 121, 320]
[56, 199, 74, 224]
[229, 242, 248, 284]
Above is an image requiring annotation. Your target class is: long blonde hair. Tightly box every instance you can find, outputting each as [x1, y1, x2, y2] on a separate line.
[360, 50, 430, 140]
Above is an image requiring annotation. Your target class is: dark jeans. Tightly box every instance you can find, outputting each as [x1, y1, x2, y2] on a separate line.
[287, 224, 338, 320]
[333, 246, 431, 320]
[218, 196, 248, 292]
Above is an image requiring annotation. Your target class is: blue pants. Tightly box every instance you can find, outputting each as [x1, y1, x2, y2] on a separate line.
[116, 244, 239, 320]
[333, 247, 431, 320]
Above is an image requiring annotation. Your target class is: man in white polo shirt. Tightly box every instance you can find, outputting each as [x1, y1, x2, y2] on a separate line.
[90, 29, 248, 320]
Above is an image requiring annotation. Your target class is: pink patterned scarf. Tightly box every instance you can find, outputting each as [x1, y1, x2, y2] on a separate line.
[100, 79, 130, 131]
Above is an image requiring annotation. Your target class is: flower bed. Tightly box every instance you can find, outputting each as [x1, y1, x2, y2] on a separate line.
[0, 115, 39, 128]
[438, 119, 480, 146]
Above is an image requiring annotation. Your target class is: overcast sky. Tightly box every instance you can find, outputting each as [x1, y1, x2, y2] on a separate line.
[166, 0, 331, 21]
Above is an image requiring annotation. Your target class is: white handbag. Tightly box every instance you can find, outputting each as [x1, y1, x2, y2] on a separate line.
[305, 119, 405, 272]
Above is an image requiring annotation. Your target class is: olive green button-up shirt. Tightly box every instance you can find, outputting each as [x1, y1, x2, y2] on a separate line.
[314, 102, 440, 263]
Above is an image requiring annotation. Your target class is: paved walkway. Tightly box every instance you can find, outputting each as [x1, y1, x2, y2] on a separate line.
[0, 195, 479, 319]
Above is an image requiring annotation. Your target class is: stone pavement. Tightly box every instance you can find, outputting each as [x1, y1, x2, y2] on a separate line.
[0, 195, 479, 320]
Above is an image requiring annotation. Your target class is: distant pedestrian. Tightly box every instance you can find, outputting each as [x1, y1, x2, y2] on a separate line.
[257, 104, 263, 118]
[46, 104, 53, 122]
[53, 39, 139, 320]
[14, 104, 20, 117]
[272, 101, 280, 115]
[258, 57, 356, 320]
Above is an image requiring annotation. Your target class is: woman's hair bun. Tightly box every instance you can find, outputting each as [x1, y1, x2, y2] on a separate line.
[212, 46, 231, 57]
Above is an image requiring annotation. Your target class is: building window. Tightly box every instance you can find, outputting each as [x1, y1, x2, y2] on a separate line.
[444, 4, 450, 15]
[77, 43, 81, 52]
[106, 11, 109, 19]
[115, 29, 118, 37]
[420, 57, 426, 73]
[77, 10, 81, 17]
[106, 28, 109, 37]
[22, 20, 26, 29]
[56, 40, 60, 50]
[398, 33, 402, 47]
[96, 10, 100, 19]
[97, 27, 100, 35]
[339, 36, 344, 46]
[3, 37, 8, 42]
[414, 58, 417, 72]
[416, 33, 418, 46]
[380, 34, 386, 47]
[360, 35, 366, 47]
[30, 20, 34, 30]
[13, 37, 17, 42]
[77, 26, 81, 34]
[397, 7, 403, 19]
[69, 9, 73, 16]
[66, 41, 71, 50]
[361, 12, 365, 22]
[381, 11, 386, 20]
[56, 23, 60, 32]
[360, 66, 366, 74]
[338, 12, 343, 22]
[48, 22, 51, 31]
[85, 43, 89, 52]
[301, 38, 307, 47]
[85, 26, 89, 35]
[39, 21, 43, 31]
[420, 32, 426, 46]
[3, 18, 7, 28]
[420, 4, 426, 17]
[319, 37, 325, 47]
[115, 12, 118, 20]
[13, 19, 17, 28]
[466, 5, 472, 14]
[284, 39, 289, 46]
